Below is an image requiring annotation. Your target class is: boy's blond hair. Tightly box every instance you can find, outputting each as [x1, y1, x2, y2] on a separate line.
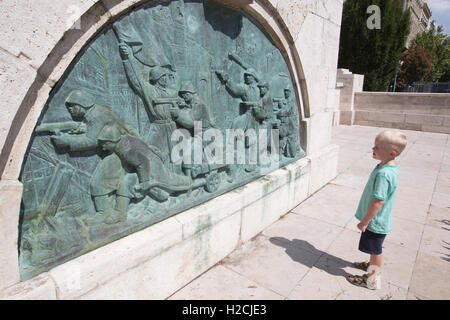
[376, 130, 407, 156]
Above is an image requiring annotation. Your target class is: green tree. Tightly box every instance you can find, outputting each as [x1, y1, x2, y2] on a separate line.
[338, 0, 410, 91]
[440, 68, 450, 82]
[397, 48, 432, 88]
[409, 25, 450, 82]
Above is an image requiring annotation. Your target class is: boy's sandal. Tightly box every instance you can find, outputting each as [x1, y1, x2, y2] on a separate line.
[347, 274, 368, 287]
[353, 261, 370, 271]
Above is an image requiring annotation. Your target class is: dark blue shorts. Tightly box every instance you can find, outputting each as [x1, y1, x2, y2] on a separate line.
[358, 229, 387, 255]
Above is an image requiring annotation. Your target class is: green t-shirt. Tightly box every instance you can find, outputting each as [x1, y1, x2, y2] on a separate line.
[355, 164, 399, 234]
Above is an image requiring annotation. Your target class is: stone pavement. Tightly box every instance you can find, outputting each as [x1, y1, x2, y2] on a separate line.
[168, 125, 450, 300]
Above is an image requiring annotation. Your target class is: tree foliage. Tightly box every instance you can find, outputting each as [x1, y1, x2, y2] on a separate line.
[397, 48, 432, 88]
[408, 25, 450, 83]
[338, 0, 410, 91]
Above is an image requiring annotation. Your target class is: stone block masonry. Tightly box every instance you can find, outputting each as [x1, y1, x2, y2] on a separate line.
[353, 92, 450, 134]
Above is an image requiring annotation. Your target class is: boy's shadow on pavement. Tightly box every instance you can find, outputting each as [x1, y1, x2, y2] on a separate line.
[269, 237, 355, 278]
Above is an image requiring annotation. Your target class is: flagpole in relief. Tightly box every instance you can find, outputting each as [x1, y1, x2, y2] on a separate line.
[112, 23, 158, 119]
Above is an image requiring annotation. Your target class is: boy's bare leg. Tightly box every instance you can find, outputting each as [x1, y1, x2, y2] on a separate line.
[367, 254, 382, 277]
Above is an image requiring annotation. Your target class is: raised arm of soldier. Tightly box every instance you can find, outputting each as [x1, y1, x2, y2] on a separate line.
[215, 70, 247, 99]
[119, 43, 146, 98]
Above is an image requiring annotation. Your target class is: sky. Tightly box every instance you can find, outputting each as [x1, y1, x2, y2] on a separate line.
[429, 0, 450, 35]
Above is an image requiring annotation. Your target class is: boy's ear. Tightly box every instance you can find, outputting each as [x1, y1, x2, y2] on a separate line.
[391, 150, 397, 157]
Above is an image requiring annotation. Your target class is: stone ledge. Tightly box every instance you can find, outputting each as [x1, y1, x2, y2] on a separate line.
[0, 273, 56, 300]
[79, 211, 242, 299]
[353, 110, 450, 134]
[240, 158, 311, 242]
[175, 158, 309, 240]
[48, 217, 183, 299]
[309, 143, 339, 194]
[339, 110, 355, 126]
[356, 92, 450, 98]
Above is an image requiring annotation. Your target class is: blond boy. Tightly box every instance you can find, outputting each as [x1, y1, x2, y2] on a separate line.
[348, 130, 407, 290]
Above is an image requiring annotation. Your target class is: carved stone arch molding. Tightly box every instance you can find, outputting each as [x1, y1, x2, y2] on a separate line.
[0, 0, 311, 285]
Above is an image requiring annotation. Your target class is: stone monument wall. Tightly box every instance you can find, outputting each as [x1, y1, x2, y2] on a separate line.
[353, 92, 450, 134]
[0, 0, 342, 299]
[336, 68, 365, 126]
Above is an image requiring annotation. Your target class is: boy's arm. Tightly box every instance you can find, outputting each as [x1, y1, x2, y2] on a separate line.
[357, 198, 384, 232]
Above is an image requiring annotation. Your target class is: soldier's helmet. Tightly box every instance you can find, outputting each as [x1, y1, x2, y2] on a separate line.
[257, 80, 270, 89]
[149, 66, 168, 82]
[98, 125, 121, 143]
[243, 68, 260, 82]
[65, 90, 95, 109]
[179, 81, 196, 94]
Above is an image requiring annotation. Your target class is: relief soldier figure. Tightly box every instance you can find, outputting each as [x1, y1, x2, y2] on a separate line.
[254, 80, 275, 130]
[171, 81, 217, 178]
[172, 81, 216, 133]
[241, 80, 277, 167]
[119, 43, 183, 159]
[48, 90, 140, 218]
[215, 67, 261, 132]
[96, 126, 192, 224]
[216, 64, 262, 176]
[274, 86, 297, 158]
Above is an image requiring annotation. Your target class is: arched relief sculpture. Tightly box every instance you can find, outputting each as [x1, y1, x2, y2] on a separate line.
[18, 0, 306, 280]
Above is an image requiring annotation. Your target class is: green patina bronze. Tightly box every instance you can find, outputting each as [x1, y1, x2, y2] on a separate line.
[18, 0, 305, 280]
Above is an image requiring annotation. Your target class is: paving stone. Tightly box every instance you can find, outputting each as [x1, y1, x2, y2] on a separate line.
[409, 251, 450, 299]
[262, 213, 343, 254]
[396, 156, 441, 174]
[431, 192, 450, 209]
[302, 183, 362, 208]
[345, 216, 361, 233]
[396, 186, 433, 206]
[169, 265, 283, 300]
[443, 154, 450, 165]
[419, 225, 450, 262]
[331, 173, 367, 190]
[393, 198, 429, 225]
[289, 254, 407, 300]
[406, 291, 431, 300]
[287, 254, 354, 300]
[385, 217, 424, 251]
[426, 205, 450, 229]
[435, 172, 450, 195]
[292, 202, 354, 228]
[222, 235, 321, 297]
[396, 167, 438, 193]
[335, 282, 407, 300]
[337, 148, 365, 169]
[326, 228, 368, 264]
[381, 241, 417, 290]
[440, 163, 450, 174]
[344, 163, 376, 178]
[406, 144, 445, 161]
[414, 135, 448, 147]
